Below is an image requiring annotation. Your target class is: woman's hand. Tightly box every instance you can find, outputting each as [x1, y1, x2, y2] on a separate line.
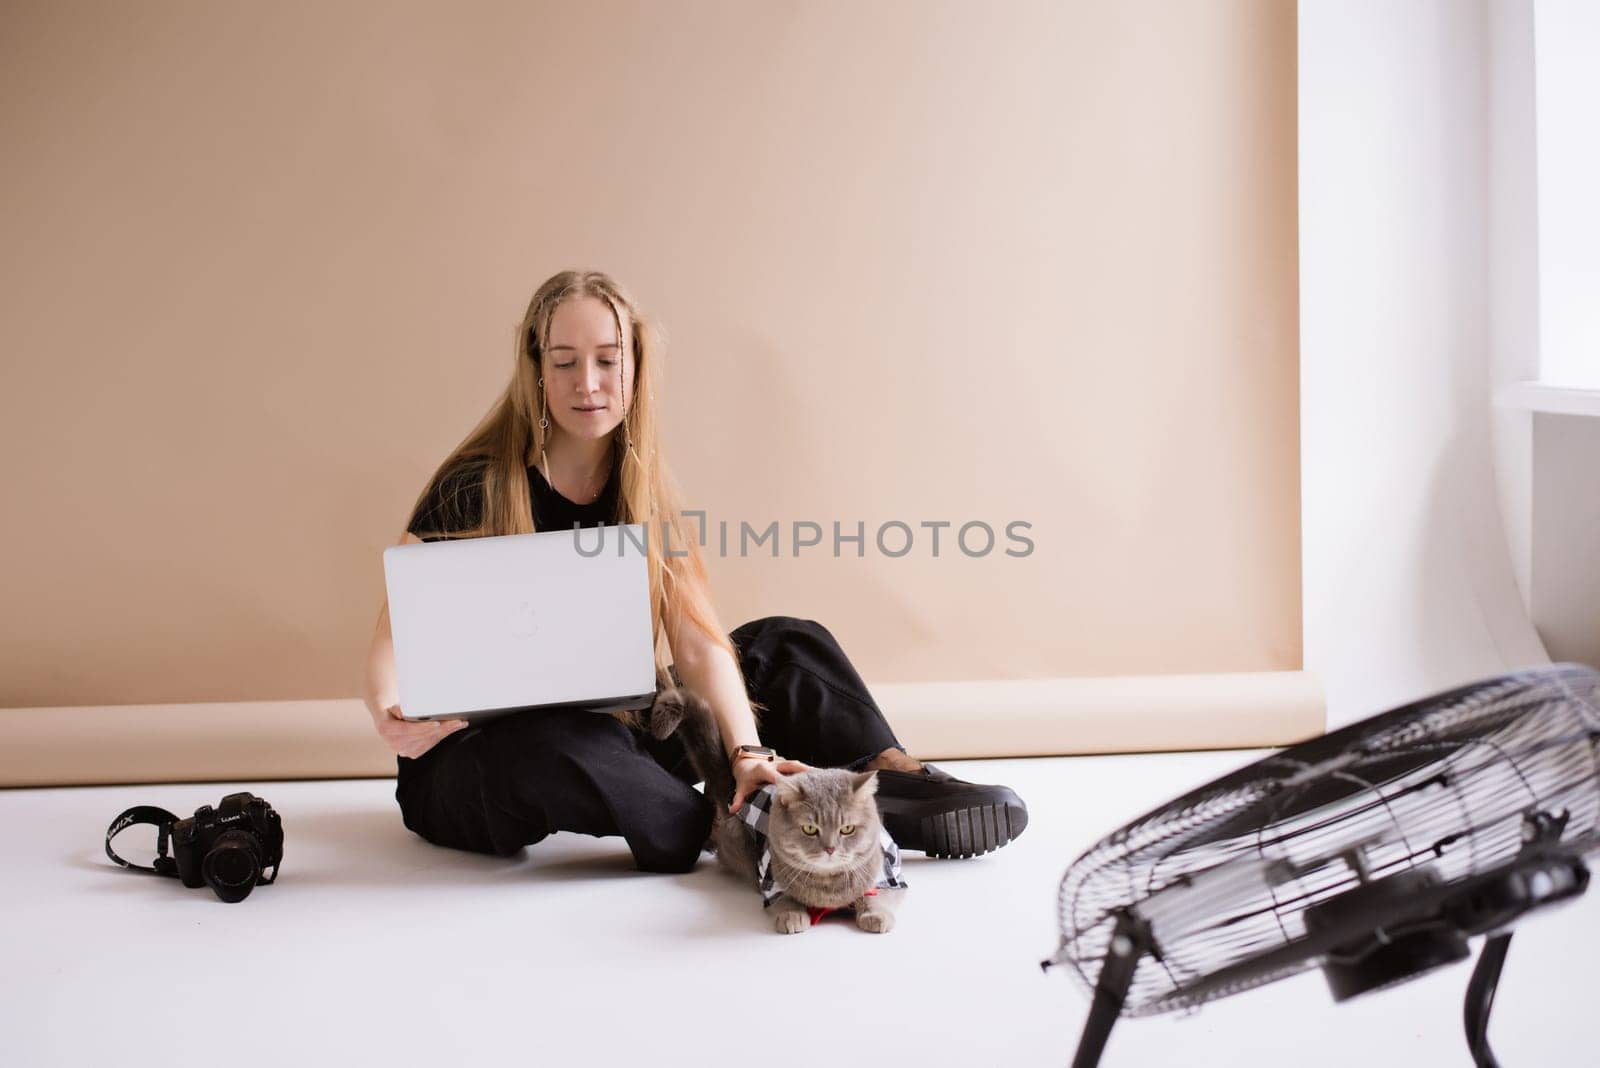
[372, 703, 469, 759]
[730, 753, 811, 813]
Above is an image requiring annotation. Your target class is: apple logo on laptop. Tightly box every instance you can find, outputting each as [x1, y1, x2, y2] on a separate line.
[509, 601, 539, 639]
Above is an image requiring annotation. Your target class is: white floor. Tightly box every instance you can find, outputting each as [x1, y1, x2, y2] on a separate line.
[4, 750, 1595, 1068]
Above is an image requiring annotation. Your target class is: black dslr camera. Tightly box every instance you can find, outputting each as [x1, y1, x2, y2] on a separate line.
[171, 793, 284, 902]
[105, 791, 284, 903]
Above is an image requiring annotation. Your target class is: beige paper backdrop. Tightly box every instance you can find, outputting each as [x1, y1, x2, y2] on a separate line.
[0, 1, 1300, 708]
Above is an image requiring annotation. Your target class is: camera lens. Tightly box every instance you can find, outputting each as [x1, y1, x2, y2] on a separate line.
[202, 830, 263, 903]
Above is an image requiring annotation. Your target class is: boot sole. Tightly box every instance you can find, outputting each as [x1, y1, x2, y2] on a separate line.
[885, 801, 1029, 859]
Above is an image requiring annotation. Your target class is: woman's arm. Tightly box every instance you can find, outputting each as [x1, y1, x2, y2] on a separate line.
[362, 599, 401, 723]
[364, 532, 468, 757]
[665, 578, 807, 810]
[668, 619, 761, 757]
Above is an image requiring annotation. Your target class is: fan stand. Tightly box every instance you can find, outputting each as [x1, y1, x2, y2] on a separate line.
[1461, 812, 1582, 1067]
[1067, 859, 1580, 1068]
[1049, 666, 1600, 1068]
[1463, 932, 1512, 1068]
[1065, 919, 1515, 1068]
[1312, 844, 1588, 1067]
[1068, 910, 1153, 1068]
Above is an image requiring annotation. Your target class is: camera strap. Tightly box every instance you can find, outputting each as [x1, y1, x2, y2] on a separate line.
[104, 806, 182, 878]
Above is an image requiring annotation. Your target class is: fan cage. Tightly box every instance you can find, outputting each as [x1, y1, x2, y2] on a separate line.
[1052, 664, 1600, 1016]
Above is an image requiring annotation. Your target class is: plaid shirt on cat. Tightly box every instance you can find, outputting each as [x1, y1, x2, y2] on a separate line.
[737, 782, 908, 907]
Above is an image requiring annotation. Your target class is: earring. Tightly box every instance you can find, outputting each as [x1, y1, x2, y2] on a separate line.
[537, 376, 549, 450]
[618, 362, 642, 464]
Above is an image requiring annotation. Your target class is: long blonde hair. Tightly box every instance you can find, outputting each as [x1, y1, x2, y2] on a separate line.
[407, 270, 735, 689]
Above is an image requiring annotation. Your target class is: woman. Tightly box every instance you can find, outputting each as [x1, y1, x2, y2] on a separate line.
[362, 270, 1028, 872]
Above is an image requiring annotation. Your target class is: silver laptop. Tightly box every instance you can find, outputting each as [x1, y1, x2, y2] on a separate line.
[382, 524, 657, 722]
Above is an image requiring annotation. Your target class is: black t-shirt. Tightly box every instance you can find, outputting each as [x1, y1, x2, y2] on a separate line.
[395, 458, 622, 782]
[407, 461, 619, 540]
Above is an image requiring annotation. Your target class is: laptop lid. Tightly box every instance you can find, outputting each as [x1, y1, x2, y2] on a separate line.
[382, 523, 656, 721]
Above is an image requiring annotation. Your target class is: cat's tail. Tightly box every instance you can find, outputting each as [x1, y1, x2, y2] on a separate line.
[647, 687, 738, 811]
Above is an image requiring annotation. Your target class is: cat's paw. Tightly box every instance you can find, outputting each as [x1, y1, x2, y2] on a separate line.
[856, 908, 895, 934]
[774, 910, 810, 935]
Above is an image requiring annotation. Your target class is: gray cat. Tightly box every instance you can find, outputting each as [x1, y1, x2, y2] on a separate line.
[649, 688, 905, 934]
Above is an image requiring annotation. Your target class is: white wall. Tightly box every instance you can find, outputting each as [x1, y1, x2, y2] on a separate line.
[1534, 0, 1600, 389]
[1487, 0, 1540, 613]
[1532, 414, 1600, 666]
[1521, 0, 1600, 666]
[1484, 0, 1600, 666]
[1299, 0, 1548, 730]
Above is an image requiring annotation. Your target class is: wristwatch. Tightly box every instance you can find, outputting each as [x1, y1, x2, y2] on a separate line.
[731, 744, 777, 764]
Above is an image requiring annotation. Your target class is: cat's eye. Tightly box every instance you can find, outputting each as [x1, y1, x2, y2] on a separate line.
[839, 824, 857, 836]
[800, 822, 819, 836]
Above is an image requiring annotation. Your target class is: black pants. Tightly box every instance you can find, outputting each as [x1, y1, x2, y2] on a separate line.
[394, 616, 904, 872]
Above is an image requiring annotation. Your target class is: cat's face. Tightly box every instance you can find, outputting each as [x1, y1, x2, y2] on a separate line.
[768, 770, 881, 872]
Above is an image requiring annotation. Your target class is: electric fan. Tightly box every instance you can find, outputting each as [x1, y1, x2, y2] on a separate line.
[1042, 663, 1600, 1067]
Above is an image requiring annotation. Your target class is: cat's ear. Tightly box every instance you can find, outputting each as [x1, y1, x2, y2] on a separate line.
[850, 770, 879, 797]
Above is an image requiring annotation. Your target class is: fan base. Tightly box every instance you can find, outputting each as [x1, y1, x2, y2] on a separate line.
[1321, 926, 1471, 1002]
